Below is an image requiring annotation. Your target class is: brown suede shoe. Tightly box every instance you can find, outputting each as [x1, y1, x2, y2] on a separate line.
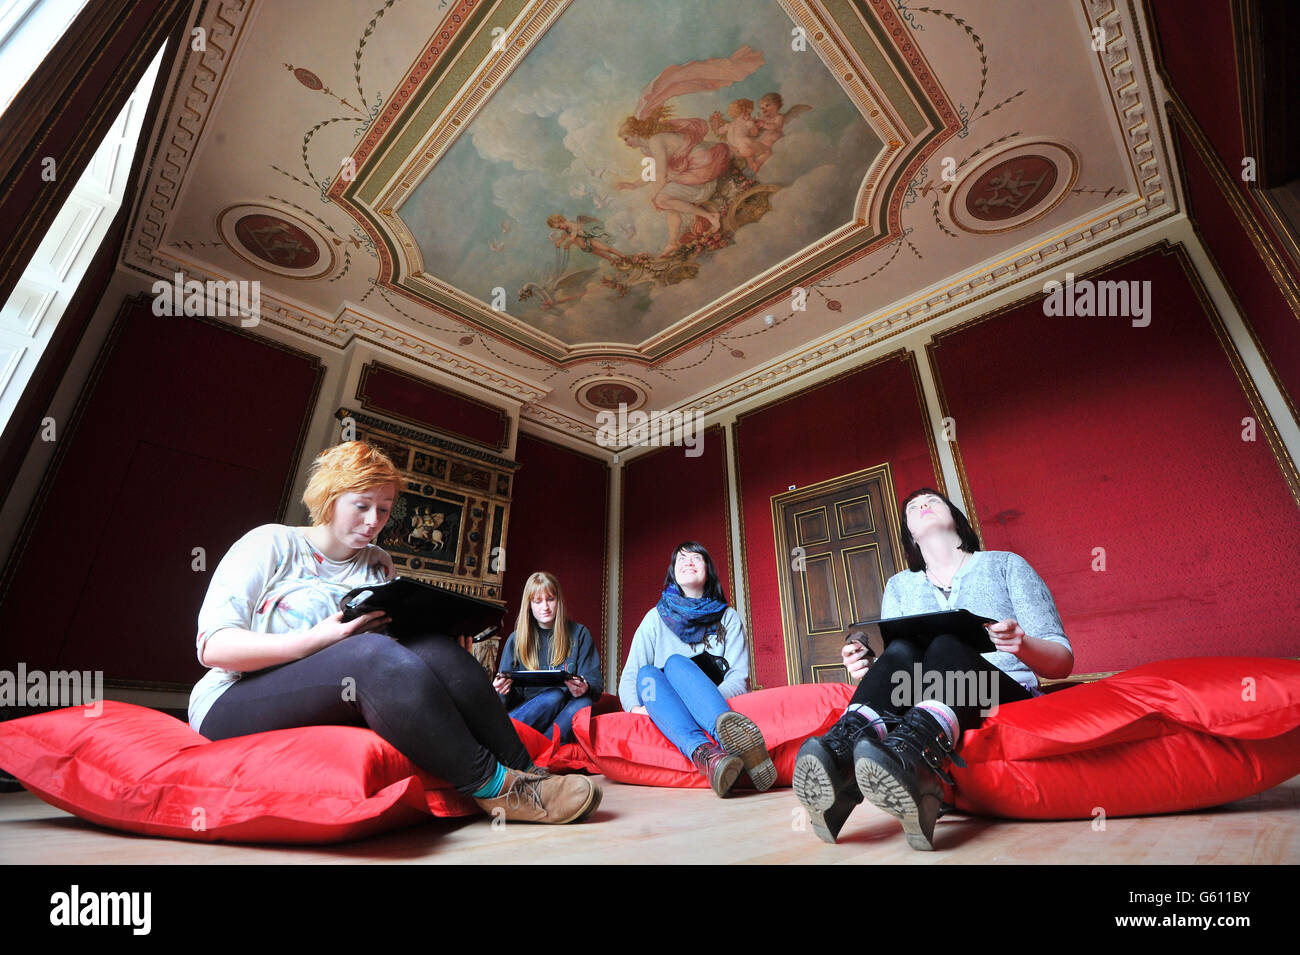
[521, 764, 603, 821]
[474, 768, 599, 824]
[691, 742, 743, 797]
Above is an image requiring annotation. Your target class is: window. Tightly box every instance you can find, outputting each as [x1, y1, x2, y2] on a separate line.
[0, 43, 164, 434]
[0, 0, 92, 118]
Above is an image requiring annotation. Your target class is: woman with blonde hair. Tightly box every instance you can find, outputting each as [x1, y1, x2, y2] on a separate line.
[495, 572, 602, 744]
[189, 441, 599, 825]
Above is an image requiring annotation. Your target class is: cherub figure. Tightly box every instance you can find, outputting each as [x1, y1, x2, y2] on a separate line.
[755, 92, 813, 152]
[546, 214, 626, 264]
[709, 98, 772, 172]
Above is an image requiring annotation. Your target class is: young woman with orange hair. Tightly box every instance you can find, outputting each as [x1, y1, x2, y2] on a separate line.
[188, 441, 599, 825]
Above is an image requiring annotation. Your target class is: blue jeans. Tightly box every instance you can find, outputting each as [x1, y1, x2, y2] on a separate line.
[508, 687, 593, 744]
[637, 654, 731, 760]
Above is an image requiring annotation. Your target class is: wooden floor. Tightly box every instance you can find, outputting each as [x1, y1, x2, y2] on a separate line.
[2, 775, 1296, 864]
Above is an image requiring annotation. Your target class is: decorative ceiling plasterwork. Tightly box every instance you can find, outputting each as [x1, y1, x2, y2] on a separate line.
[667, 0, 1178, 425]
[118, 0, 1179, 454]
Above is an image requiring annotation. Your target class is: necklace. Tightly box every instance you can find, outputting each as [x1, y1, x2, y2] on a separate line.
[927, 551, 969, 596]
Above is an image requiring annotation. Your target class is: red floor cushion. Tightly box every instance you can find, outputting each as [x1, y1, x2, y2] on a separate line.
[566, 682, 855, 788]
[0, 702, 559, 843]
[566, 657, 1300, 818]
[948, 656, 1300, 818]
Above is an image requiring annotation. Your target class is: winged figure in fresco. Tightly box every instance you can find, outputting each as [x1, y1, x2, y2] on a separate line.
[755, 93, 812, 153]
[614, 45, 766, 255]
[546, 214, 626, 263]
[518, 232, 600, 311]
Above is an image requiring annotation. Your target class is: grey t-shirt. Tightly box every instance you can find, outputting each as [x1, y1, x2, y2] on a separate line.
[881, 550, 1071, 694]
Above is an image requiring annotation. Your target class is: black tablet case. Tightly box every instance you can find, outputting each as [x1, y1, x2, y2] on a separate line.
[340, 577, 504, 639]
[849, 609, 997, 654]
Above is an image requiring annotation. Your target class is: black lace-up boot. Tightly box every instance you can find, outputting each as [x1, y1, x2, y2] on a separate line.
[853, 706, 966, 850]
[793, 709, 894, 843]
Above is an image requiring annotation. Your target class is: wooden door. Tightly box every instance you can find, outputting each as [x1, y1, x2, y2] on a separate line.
[771, 464, 905, 684]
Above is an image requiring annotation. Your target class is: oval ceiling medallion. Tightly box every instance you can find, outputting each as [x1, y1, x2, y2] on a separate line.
[292, 67, 324, 91]
[947, 140, 1078, 235]
[575, 378, 648, 413]
[216, 204, 336, 279]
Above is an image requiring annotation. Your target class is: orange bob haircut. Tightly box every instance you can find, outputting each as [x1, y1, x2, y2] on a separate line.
[302, 441, 402, 526]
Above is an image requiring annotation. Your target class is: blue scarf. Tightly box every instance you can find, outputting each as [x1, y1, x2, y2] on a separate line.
[655, 583, 728, 646]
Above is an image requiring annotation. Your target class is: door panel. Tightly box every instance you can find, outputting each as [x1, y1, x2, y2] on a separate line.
[772, 464, 904, 685]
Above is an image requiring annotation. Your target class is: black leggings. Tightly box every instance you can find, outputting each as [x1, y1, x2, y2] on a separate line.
[200, 632, 533, 794]
[849, 634, 1033, 734]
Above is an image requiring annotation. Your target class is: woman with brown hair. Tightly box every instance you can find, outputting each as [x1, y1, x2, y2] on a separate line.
[189, 441, 599, 825]
[793, 487, 1072, 848]
[495, 572, 603, 744]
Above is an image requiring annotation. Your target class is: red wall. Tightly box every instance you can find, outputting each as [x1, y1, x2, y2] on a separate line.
[619, 426, 732, 669]
[734, 351, 941, 688]
[504, 434, 608, 649]
[1148, 0, 1246, 172]
[1172, 121, 1300, 412]
[929, 246, 1300, 672]
[0, 298, 322, 684]
[357, 362, 511, 450]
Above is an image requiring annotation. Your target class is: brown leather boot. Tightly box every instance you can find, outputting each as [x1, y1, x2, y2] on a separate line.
[473, 768, 599, 824]
[691, 742, 743, 797]
[715, 711, 776, 791]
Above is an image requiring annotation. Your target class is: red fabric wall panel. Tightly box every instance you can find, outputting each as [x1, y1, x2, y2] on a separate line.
[735, 353, 940, 689]
[1147, 0, 1245, 174]
[357, 363, 510, 450]
[0, 300, 321, 684]
[1174, 122, 1300, 411]
[929, 247, 1300, 671]
[503, 435, 608, 648]
[619, 427, 732, 670]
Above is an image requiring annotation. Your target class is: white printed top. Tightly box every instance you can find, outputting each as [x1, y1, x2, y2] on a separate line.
[187, 524, 392, 731]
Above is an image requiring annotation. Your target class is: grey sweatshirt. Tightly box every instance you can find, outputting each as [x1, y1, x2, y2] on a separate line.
[881, 550, 1071, 693]
[618, 606, 750, 710]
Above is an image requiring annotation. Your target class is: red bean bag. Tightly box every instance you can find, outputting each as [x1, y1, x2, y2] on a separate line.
[561, 683, 853, 788]
[0, 702, 556, 843]
[948, 656, 1300, 818]
[562, 657, 1300, 819]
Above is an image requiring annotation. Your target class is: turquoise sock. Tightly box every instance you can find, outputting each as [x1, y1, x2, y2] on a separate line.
[472, 762, 508, 798]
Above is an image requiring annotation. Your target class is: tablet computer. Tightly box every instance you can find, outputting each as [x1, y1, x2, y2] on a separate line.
[340, 577, 503, 639]
[500, 669, 576, 688]
[848, 609, 997, 655]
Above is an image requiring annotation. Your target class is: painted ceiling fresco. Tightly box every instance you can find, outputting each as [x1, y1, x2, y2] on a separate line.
[401, 0, 880, 346]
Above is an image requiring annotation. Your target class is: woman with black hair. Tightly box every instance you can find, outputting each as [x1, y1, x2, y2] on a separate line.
[793, 488, 1073, 848]
[617, 542, 775, 796]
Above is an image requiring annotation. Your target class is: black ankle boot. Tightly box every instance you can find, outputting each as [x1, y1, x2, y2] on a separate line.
[793, 710, 891, 843]
[853, 707, 966, 851]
